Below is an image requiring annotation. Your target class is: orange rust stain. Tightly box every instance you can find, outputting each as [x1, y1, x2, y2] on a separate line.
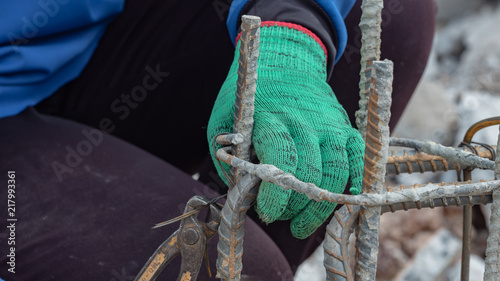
[180, 271, 192, 281]
[137, 252, 165, 281]
[169, 235, 177, 246]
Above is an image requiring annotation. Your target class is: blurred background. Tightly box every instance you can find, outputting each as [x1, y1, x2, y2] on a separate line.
[295, 0, 500, 280]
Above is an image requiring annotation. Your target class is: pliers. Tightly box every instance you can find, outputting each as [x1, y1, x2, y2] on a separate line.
[134, 195, 221, 281]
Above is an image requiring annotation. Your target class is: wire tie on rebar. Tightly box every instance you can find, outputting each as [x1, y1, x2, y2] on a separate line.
[471, 141, 496, 161]
[459, 142, 479, 172]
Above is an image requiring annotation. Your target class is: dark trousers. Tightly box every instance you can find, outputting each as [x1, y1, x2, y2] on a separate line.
[1, 0, 436, 280]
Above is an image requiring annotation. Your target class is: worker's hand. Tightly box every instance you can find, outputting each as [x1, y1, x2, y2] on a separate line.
[207, 23, 364, 239]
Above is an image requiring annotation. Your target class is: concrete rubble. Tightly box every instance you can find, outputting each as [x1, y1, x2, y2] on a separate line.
[394, 228, 461, 281]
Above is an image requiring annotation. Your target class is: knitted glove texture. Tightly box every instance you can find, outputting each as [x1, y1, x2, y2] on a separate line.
[207, 23, 364, 239]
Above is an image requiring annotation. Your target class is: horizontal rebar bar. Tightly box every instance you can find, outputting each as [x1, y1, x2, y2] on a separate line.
[216, 133, 244, 146]
[390, 138, 494, 170]
[387, 145, 496, 175]
[216, 147, 500, 206]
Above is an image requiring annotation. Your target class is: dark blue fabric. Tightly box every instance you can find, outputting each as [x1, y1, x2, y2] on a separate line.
[0, 0, 124, 118]
[226, 0, 356, 63]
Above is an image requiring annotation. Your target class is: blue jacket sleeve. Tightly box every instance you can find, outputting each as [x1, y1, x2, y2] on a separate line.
[0, 0, 124, 119]
[227, 0, 355, 65]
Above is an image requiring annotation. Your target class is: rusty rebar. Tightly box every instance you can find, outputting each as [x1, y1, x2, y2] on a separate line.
[324, 204, 360, 281]
[483, 127, 500, 280]
[216, 15, 261, 281]
[216, 133, 244, 146]
[216, 147, 500, 206]
[389, 138, 495, 170]
[322, 191, 494, 281]
[355, 0, 383, 138]
[354, 60, 393, 281]
[353, 2, 386, 278]
[230, 15, 260, 186]
[216, 173, 261, 280]
[386, 145, 496, 175]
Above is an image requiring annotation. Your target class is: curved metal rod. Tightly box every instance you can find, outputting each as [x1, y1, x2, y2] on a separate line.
[216, 173, 261, 280]
[324, 205, 360, 281]
[463, 117, 500, 143]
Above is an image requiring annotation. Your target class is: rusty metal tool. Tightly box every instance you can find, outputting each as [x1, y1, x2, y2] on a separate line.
[133, 196, 221, 281]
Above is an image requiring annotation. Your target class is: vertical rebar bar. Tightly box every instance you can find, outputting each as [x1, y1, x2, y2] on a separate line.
[461, 172, 472, 281]
[216, 15, 261, 281]
[230, 15, 260, 187]
[483, 127, 500, 280]
[355, 0, 383, 138]
[354, 60, 393, 281]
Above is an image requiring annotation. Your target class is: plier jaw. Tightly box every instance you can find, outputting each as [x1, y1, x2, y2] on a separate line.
[134, 195, 221, 281]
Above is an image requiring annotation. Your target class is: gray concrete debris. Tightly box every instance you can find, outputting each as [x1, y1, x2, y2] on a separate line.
[392, 80, 458, 146]
[395, 228, 461, 281]
[435, 0, 487, 23]
[294, 244, 326, 281]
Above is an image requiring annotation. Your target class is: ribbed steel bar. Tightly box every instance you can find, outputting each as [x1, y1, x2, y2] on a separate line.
[386, 145, 496, 175]
[389, 138, 494, 170]
[216, 147, 500, 206]
[324, 204, 360, 281]
[355, 0, 383, 138]
[483, 128, 500, 280]
[215, 173, 261, 280]
[322, 192, 494, 281]
[354, 60, 392, 281]
[230, 15, 260, 187]
[216, 15, 261, 281]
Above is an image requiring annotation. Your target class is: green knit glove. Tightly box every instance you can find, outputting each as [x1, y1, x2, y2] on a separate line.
[207, 23, 364, 239]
